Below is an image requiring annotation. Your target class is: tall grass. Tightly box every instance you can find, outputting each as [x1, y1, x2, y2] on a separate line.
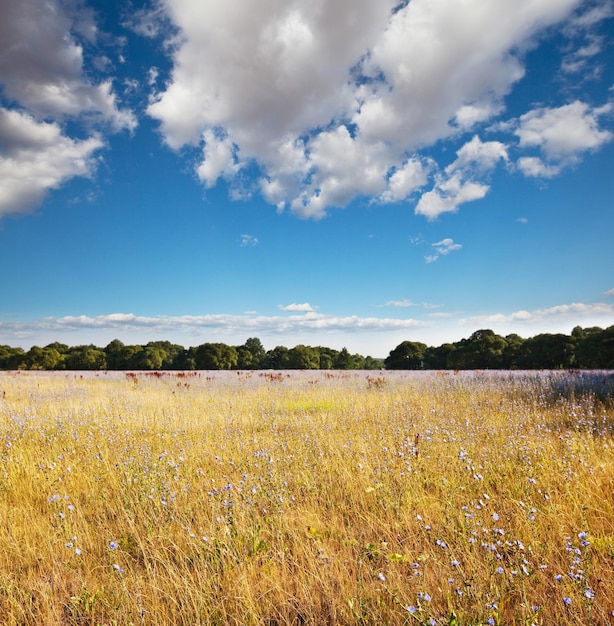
[0, 370, 612, 625]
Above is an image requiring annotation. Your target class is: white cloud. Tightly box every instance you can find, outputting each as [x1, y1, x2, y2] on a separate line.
[0, 108, 104, 217]
[380, 158, 430, 204]
[516, 101, 612, 165]
[0, 0, 135, 130]
[147, 0, 582, 218]
[197, 129, 240, 188]
[461, 301, 614, 331]
[0, 311, 427, 344]
[446, 136, 508, 174]
[425, 238, 462, 263]
[279, 303, 316, 313]
[388, 300, 414, 308]
[604, 288, 614, 297]
[413, 135, 507, 219]
[517, 156, 562, 178]
[416, 174, 489, 220]
[0, 0, 135, 216]
[240, 234, 259, 247]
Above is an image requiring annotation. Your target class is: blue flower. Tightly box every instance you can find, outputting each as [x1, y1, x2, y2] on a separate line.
[109, 541, 118, 550]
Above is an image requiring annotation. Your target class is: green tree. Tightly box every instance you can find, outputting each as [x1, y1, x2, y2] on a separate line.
[238, 338, 266, 369]
[65, 345, 107, 370]
[286, 345, 320, 369]
[194, 343, 238, 370]
[575, 326, 614, 368]
[0, 345, 25, 369]
[447, 330, 507, 370]
[424, 343, 455, 369]
[334, 347, 354, 369]
[133, 346, 167, 370]
[265, 346, 290, 369]
[145, 341, 186, 369]
[385, 341, 427, 369]
[516, 333, 576, 369]
[502, 334, 525, 369]
[25, 346, 64, 370]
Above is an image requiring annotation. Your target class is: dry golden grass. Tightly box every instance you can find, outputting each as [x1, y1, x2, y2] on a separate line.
[0, 369, 613, 625]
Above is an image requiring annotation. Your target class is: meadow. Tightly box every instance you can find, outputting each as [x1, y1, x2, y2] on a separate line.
[0, 369, 613, 626]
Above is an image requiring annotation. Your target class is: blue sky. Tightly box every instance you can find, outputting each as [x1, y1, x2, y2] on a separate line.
[1, 0, 613, 357]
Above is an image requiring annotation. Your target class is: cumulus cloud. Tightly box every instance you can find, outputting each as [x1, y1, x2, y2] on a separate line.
[0, 0, 135, 216]
[605, 288, 614, 297]
[517, 101, 612, 158]
[0, 0, 135, 129]
[0, 108, 103, 217]
[515, 101, 612, 175]
[416, 175, 489, 220]
[147, 0, 583, 218]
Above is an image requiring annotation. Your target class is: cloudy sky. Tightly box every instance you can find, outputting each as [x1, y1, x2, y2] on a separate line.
[1, 0, 613, 356]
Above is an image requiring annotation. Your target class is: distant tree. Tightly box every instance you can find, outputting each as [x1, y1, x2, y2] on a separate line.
[286, 345, 320, 369]
[334, 347, 354, 369]
[424, 343, 455, 369]
[363, 356, 384, 370]
[65, 345, 107, 370]
[105, 340, 127, 370]
[575, 326, 614, 368]
[265, 346, 290, 369]
[238, 338, 266, 369]
[385, 341, 427, 369]
[319, 352, 334, 370]
[145, 341, 185, 369]
[502, 334, 525, 369]
[194, 343, 238, 370]
[516, 333, 576, 369]
[25, 346, 64, 370]
[351, 353, 366, 369]
[0, 345, 25, 369]
[447, 330, 507, 370]
[133, 346, 166, 370]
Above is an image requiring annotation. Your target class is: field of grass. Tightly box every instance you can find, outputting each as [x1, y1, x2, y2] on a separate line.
[1, 369, 613, 625]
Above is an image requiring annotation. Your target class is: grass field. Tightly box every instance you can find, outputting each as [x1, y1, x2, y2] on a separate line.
[0, 369, 613, 625]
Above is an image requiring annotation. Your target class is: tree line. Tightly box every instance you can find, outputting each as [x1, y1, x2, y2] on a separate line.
[384, 326, 614, 370]
[0, 325, 612, 371]
[0, 338, 381, 371]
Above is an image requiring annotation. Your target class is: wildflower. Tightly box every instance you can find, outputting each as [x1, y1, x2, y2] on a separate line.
[109, 541, 118, 550]
[377, 572, 386, 581]
[451, 559, 460, 566]
[585, 588, 594, 600]
[492, 512, 499, 522]
[563, 597, 572, 606]
[75, 548, 82, 556]
[429, 620, 437, 626]
[554, 574, 563, 581]
[496, 566, 504, 574]
[407, 605, 417, 614]
[113, 564, 124, 573]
